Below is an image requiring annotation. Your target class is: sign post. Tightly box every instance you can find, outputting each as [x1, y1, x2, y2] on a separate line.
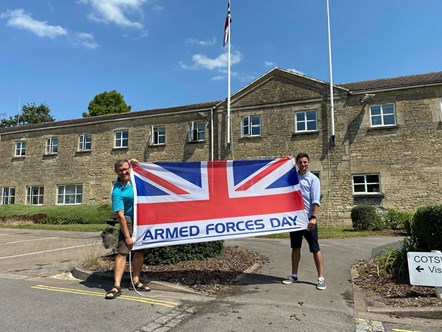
[407, 251, 442, 298]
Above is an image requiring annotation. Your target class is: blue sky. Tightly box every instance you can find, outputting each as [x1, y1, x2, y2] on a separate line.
[1, 1, 442, 121]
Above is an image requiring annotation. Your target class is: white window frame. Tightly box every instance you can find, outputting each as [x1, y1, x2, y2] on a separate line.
[45, 137, 58, 154]
[151, 125, 166, 145]
[57, 184, 83, 205]
[439, 98, 442, 122]
[78, 134, 92, 151]
[295, 110, 317, 132]
[114, 130, 128, 148]
[241, 115, 261, 137]
[15, 141, 27, 157]
[0, 187, 15, 205]
[27, 186, 44, 205]
[369, 103, 396, 127]
[352, 174, 381, 194]
[188, 121, 205, 142]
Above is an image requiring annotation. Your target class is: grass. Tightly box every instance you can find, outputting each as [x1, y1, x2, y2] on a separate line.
[0, 223, 108, 232]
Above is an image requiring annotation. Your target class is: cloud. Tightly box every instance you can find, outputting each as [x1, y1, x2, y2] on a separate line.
[180, 50, 243, 70]
[1, 9, 67, 38]
[72, 32, 99, 49]
[265, 61, 276, 67]
[185, 37, 216, 47]
[80, 0, 146, 29]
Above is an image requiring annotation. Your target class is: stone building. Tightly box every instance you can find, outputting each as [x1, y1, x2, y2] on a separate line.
[1, 68, 441, 225]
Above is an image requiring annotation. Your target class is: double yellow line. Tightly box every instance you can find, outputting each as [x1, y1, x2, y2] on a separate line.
[32, 285, 178, 307]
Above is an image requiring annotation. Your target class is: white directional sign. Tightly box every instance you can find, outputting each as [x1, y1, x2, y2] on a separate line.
[407, 251, 442, 287]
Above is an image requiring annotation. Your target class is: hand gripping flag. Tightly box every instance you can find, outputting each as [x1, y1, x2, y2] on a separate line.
[131, 158, 308, 249]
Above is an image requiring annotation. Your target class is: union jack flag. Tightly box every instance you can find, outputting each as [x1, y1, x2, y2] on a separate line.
[131, 158, 308, 249]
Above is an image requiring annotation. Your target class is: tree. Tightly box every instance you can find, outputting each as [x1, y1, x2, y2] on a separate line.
[0, 103, 55, 128]
[83, 90, 131, 117]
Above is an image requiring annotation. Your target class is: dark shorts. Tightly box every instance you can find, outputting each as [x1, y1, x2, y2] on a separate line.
[289, 225, 321, 253]
[117, 216, 133, 255]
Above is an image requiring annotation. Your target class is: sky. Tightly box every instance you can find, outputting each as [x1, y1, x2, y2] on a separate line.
[1, 0, 442, 121]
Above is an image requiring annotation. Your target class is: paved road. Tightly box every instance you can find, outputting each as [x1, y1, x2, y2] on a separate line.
[0, 228, 440, 332]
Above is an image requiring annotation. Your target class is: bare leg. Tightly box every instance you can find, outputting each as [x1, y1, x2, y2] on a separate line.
[313, 250, 324, 279]
[113, 253, 128, 287]
[291, 248, 301, 275]
[131, 250, 145, 284]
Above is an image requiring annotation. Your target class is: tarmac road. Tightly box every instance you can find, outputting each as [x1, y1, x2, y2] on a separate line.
[0, 228, 440, 332]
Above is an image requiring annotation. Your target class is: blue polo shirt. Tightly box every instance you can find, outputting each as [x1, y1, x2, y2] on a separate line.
[112, 181, 134, 219]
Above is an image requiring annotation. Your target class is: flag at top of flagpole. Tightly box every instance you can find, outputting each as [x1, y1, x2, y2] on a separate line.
[223, 0, 231, 47]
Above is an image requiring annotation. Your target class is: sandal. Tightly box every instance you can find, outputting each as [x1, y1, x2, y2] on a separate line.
[105, 285, 122, 299]
[129, 281, 151, 292]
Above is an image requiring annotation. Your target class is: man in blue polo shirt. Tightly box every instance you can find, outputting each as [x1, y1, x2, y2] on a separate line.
[105, 159, 151, 299]
[282, 152, 326, 290]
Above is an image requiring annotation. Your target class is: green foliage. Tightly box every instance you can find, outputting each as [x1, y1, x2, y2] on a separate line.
[385, 209, 413, 230]
[374, 237, 416, 283]
[83, 90, 131, 117]
[351, 205, 384, 231]
[411, 204, 442, 251]
[0, 103, 55, 128]
[145, 241, 224, 265]
[0, 204, 112, 225]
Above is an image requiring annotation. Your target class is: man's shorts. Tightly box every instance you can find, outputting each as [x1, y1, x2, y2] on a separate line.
[117, 216, 134, 255]
[289, 225, 321, 253]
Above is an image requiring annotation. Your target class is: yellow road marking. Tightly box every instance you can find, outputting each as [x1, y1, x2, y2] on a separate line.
[392, 330, 421, 332]
[31, 285, 178, 307]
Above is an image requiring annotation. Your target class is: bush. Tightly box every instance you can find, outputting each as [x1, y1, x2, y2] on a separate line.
[100, 225, 224, 265]
[385, 209, 414, 230]
[411, 204, 442, 251]
[145, 241, 224, 265]
[0, 204, 112, 224]
[351, 205, 384, 231]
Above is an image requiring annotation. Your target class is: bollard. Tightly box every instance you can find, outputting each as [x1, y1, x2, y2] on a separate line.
[431, 250, 442, 299]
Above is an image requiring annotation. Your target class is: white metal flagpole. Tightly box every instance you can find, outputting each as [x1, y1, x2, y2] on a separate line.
[224, 0, 232, 152]
[326, 0, 335, 146]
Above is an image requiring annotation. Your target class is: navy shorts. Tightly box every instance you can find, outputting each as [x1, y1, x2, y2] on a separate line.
[289, 225, 321, 253]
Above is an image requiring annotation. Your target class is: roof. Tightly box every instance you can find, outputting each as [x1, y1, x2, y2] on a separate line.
[338, 71, 442, 92]
[0, 101, 219, 134]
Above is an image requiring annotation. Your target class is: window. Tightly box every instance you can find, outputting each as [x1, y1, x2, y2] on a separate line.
[114, 130, 128, 148]
[352, 174, 381, 194]
[78, 134, 92, 151]
[57, 184, 83, 205]
[188, 121, 205, 142]
[369, 103, 396, 127]
[15, 141, 26, 157]
[27, 186, 44, 205]
[440, 98, 442, 121]
[151, 125, 166, 145]
[0, 187, 15, 205]
[45, 137, 59, 154]
[295, 110, 317, 132]
[241, 115, 261, 137]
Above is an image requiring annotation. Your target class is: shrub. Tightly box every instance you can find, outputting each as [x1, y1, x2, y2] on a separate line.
[100, 226, 224, 264]
[411, 204, 442, 251]
[375, 236, 416, 283]
[385, 209, 414, 230]
[351, 205, 384, 231]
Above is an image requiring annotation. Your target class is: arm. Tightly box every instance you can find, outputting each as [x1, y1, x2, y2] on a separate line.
[116, 209, 134, 250]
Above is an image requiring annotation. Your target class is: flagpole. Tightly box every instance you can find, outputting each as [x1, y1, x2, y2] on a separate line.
[226, 0, 232, 153]
[326, 0, 335, 146]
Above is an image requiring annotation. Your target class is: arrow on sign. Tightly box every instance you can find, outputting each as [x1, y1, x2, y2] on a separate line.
[416, 266, 424, 273]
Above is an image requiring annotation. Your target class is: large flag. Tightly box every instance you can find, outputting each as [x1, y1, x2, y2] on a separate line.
[131, 158, 308, 250]
[223, 0, 231, 47]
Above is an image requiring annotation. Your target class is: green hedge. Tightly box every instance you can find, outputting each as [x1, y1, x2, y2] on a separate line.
[411, 204, 442, 251]
[101, 225, 224, 265]
[0, 204, 112, 224]
[351, 205, 384, 231]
